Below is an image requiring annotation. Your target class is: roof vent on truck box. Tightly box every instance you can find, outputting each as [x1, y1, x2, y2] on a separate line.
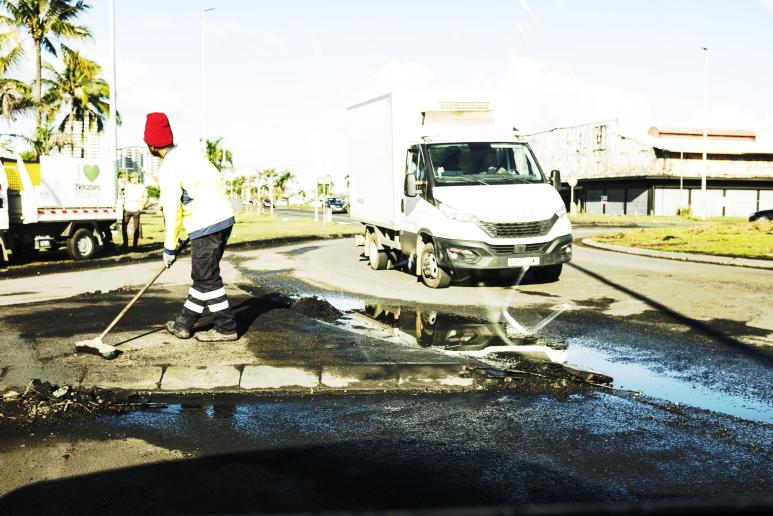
[421, 100, 494, 127]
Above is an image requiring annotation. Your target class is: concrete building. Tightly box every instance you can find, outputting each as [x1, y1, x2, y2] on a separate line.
[524, 121, 773, 217]
[117, 145, 162, 186]
[118, 146, 144, 173]
[57, 116, 103, 159]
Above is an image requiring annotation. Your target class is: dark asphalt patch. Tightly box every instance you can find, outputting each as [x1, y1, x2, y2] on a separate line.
[3, 391, 770, 512]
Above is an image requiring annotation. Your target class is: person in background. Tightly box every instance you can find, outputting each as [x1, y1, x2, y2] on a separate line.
[121, 172, 147, 248]
[144, 112, 238, 342]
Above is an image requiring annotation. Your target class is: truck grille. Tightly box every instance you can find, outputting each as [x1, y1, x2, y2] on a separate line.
[489, 243, 546, 255]
[478, 216, 556, 238]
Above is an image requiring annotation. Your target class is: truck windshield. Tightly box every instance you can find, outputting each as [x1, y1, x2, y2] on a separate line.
[427, 143, 545, 186]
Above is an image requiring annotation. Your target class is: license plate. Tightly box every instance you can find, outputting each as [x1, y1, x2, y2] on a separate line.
[508, 257, 540, 267]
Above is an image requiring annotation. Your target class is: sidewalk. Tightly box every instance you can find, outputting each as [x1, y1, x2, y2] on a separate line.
[582, 238, 773, 270]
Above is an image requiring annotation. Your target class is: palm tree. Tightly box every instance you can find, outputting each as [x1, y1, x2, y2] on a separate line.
[0, 23, 30, 125]
[0, 77, 29, 123]
[44, 45, 108, 157]
[275, 169, 296, 203]
[204, 137, 232, 171]
[0, 0, 91, 132]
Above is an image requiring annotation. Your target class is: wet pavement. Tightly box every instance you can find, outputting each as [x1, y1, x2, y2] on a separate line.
[1, 233, 772, 511]
[1, 392, 771, 514]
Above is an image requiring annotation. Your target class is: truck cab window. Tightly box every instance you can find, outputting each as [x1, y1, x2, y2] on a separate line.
[427, 143, 545, 186]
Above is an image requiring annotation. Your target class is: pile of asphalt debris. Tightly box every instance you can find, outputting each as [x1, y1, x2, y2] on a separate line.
[290, 296, 343, 322]
[0, 379, 150, 427]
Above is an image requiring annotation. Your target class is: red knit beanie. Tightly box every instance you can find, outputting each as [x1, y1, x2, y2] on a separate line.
[144, 112, 174, 147]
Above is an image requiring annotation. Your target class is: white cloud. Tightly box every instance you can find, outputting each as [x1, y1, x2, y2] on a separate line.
[367, 60, 436, 99]
[493, 57, 653, 135]
[757, 0, 773, 13]
[204, 20, 285, 57]
[115, 57, 197, 148]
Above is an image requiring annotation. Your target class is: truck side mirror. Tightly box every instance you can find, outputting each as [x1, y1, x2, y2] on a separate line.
[550, 170, 561, 190]
[404, 173, 418, 197]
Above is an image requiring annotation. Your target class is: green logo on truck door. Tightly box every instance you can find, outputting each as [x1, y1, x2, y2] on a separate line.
[82, 164, 100, 182]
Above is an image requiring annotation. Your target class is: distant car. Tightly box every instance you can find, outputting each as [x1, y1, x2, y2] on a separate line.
[262, 199, 273, 208]
[749, 208, 773, 222]
[325, 197, 348, 213]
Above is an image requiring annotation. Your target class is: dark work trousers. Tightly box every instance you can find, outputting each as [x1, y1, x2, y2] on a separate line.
[122, 211, 141, 247]
[176, 226, 237, 334]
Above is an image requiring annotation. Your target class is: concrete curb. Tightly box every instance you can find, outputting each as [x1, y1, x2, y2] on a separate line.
[582, 238, 773, 270]
[0, 363, 484, 394]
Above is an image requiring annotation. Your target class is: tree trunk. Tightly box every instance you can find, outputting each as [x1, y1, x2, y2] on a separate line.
[80, 114, 85, 158]
[34, 40, 41, 132]
[69, 110, 75, 157]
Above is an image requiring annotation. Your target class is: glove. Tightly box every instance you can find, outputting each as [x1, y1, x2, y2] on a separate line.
[163, 250, 176, 268]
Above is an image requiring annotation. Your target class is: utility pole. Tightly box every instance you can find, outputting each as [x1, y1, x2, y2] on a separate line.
[701, 46, 709, 219]
[200, 8, 214, 148]
[108, 0, 117, 177]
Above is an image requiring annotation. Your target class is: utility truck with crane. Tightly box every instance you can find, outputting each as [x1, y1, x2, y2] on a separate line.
[347, 93, 571, 288]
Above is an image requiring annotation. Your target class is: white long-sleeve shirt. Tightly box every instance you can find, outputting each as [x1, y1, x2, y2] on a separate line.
[158, 144, 234, 252]
[123, 182, 147, 213]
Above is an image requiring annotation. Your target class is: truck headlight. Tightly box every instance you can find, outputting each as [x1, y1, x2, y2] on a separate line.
[447, 246, 481, 264]
[437, 202, 479, 223]
[555, 204, 567, 218]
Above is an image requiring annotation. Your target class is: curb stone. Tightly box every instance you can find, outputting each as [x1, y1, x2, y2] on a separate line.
[0, 362, 558, 394]
[582, 238, 773, 270]
[240, 365, 319, 390]
[82, 366, 164, 391]
[161, 365, 242, 391]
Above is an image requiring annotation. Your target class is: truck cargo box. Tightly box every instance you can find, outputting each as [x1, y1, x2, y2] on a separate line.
[348, 93, 403, 230]
[36, 155, 117, 209]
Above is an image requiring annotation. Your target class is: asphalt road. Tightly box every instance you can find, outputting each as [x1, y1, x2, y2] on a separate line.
[234, 229, 773, 419]
[1, 228, 771, 513]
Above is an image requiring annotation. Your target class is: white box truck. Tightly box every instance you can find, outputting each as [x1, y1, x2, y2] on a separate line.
[348, 93, 572, 288]
[0, 153, 119, 262]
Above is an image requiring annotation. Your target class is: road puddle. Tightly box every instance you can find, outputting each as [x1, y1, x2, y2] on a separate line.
[273, 289, 771, 424]
[566, 343, 773, 424]
[360, 303, 570, 364]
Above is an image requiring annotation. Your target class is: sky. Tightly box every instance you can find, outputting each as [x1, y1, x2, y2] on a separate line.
[4, 0, 773, 190]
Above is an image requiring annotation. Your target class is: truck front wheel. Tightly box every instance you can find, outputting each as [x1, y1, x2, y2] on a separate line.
[67, 228, 97, 261]
[365, 231, 389, 270]
[420, 243, 450, 288]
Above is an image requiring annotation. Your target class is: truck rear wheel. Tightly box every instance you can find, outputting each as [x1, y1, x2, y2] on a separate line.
[532, 264, 562, 283]
[67, 228, 97, 261]
[365, 231, 389, 270]
[420, 243, 450, 288]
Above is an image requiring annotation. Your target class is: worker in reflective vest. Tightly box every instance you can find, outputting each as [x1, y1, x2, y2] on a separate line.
[144, 112, 238, 342]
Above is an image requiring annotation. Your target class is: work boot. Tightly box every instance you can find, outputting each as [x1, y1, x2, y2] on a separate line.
[194, 328, 238, 342]
[165, 320, 192, 339]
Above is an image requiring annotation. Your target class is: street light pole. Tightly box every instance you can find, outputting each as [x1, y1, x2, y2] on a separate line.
[701, 46, 709, 219]
[200, 7, 214, 148]
[108, 0, 117, 176]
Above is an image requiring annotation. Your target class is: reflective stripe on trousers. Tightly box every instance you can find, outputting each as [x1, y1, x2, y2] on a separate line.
[177, 226, 237, 333]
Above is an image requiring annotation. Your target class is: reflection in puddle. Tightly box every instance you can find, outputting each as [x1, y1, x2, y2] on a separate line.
[567, 343, 773, 424]
[362, 304, 568, 364]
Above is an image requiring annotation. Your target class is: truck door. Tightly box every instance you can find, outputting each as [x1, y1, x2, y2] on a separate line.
[400, 146, 425, 236]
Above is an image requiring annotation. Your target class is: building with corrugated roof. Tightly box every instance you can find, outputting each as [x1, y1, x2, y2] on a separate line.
[524, 120, 773, 217]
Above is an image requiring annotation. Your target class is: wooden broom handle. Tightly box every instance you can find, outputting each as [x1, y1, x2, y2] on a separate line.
[98, 239, 190, 340]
